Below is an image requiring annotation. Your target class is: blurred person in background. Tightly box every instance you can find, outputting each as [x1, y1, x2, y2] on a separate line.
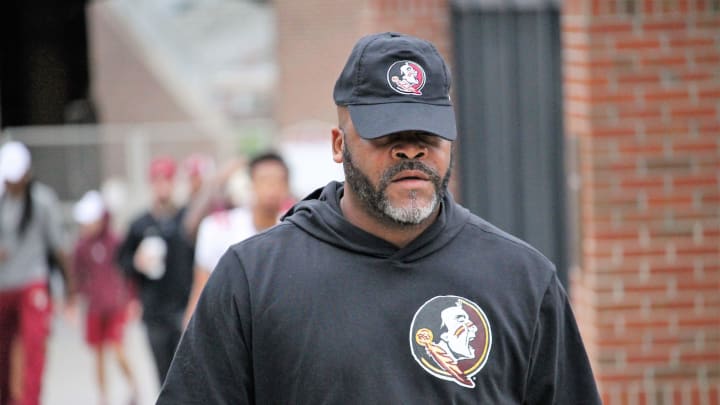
[116, 156, 194, 384]
[181, 156, 244, 244]
[0, 141, 76, 405]
[178, 153, 218, 245]
[183, 152, 292, 325]
[72, 190, 138, 405]
[182, 153, 215, 204]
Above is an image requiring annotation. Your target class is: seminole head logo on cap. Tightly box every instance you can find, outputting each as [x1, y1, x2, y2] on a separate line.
[387, 60, 426, 95]
[409, 296, 492, 388]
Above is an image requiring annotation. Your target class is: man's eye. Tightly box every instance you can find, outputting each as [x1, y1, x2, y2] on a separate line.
[417, 134, 440, 144]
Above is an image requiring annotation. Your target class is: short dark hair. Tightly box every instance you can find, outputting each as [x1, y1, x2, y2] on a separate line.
[248, 151, 289, 179]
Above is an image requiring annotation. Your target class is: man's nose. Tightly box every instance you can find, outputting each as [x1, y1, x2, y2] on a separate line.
[393, 143, 426, 160]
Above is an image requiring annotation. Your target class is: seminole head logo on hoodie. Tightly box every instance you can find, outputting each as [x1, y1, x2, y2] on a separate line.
[409, 296, 492, 388]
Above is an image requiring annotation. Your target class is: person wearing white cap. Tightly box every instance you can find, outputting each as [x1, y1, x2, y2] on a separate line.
[0, 141, 32, 185]
[0, 141, 76, 405]
[72, 191, 138, 405]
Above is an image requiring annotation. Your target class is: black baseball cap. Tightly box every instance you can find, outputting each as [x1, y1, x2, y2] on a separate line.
[333, 32, 457, 141]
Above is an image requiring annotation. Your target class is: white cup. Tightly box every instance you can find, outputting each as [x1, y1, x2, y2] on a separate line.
[139, 236, 167, 280]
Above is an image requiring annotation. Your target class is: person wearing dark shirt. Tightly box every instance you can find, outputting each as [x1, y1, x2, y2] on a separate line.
[157, 32, 601, 404]
[117, 157, 194, 384]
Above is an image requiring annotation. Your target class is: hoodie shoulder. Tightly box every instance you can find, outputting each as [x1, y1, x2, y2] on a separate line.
[463, 211, 557, 274]
[228, 221, 300, 254]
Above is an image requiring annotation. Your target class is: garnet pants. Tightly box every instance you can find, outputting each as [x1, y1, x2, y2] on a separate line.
[85, 307, 128, 347]
[0, 282, 51, 405]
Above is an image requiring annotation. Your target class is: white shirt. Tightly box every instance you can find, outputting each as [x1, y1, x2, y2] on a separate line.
[195, 207, 257, 273]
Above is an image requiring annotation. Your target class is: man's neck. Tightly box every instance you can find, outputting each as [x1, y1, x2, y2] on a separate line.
[252, 207, 278, 232]
[152, 201, 176, 219]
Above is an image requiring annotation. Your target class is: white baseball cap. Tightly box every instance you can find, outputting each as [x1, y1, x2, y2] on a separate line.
[0, 141, 32, 183]
[73, 190, 105, 225]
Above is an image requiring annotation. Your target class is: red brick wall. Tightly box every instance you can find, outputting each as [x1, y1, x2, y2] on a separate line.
[364, 0, 452, 61]
[275, 0, 367, 130]
[275, 0, 450, 134]
[564, 0, 720, 403]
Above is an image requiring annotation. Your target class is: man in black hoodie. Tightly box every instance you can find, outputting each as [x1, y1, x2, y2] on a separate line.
[158, 32, 601, 404]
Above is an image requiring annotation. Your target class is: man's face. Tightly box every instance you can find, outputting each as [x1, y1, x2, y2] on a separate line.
[3, 171, 30, 196]
[79, 219, 103, 238]
[440, 306, 477, 360]
[403, 66, 418, 83]
[339, 117, 453, 226]
[150, 176, 174, 205]
[251, 160, 289, 214]
[4, 179, 25, 195]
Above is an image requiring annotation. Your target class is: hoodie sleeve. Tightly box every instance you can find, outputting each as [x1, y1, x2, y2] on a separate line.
[156, 248, 253, 404]
[523, 274, 601, 405]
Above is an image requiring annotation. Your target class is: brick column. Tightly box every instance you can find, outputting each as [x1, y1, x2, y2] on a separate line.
[564, 0, 719, 403]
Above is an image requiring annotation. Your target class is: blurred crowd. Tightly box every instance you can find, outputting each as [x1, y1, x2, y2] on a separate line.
[0, 140, 294, 405]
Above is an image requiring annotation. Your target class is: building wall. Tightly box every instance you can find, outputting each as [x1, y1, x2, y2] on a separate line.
[88, 3, 192, 123]
[564, 0, 720, 403]
[274, 0, 450, 134]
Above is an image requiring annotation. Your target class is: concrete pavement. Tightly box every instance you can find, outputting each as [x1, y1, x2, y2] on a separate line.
[42, 313, 160, 405]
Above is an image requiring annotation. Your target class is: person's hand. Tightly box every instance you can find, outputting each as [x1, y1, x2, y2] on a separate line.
[133, 237, 166, 279]
[0, 248, 7, 262]
[133, 249, 153, 275]
[127, 299, 142, 321]
[216, 158, 246, 184]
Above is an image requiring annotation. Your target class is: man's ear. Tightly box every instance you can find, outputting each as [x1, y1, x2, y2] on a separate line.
[331, 127, 344, 163]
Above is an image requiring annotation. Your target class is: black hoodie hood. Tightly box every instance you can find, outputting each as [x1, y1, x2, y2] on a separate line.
[282, 181, 471, 263]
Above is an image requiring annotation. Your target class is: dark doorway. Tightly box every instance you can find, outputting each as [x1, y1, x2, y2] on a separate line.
[451, 0, 569, 286]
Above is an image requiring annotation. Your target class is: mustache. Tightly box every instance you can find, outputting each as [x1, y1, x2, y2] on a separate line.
[379, 160, 442, 186]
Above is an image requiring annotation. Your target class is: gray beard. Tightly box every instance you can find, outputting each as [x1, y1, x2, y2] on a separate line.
[383, 190, 437, 224]
[342, 145, 451, 227]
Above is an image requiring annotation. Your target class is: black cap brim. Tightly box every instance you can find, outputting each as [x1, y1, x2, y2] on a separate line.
[348, 103, 457, 140]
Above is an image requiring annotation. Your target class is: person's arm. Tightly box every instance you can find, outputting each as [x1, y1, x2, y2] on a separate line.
[116, 220, 147, 282]
[183, 266, 210, 328]
[51, 249, 76, 300]
[157, 249, 253, 404]
[183, 215, 220, 327]
[42, 188, 76, 301]
[523, 274, 601, 404]
[182, 158, 244, 241]
[70, 244, 85, 292]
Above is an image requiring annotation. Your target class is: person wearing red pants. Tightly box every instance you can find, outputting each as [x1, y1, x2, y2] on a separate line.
[0, 141, 75, 405]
